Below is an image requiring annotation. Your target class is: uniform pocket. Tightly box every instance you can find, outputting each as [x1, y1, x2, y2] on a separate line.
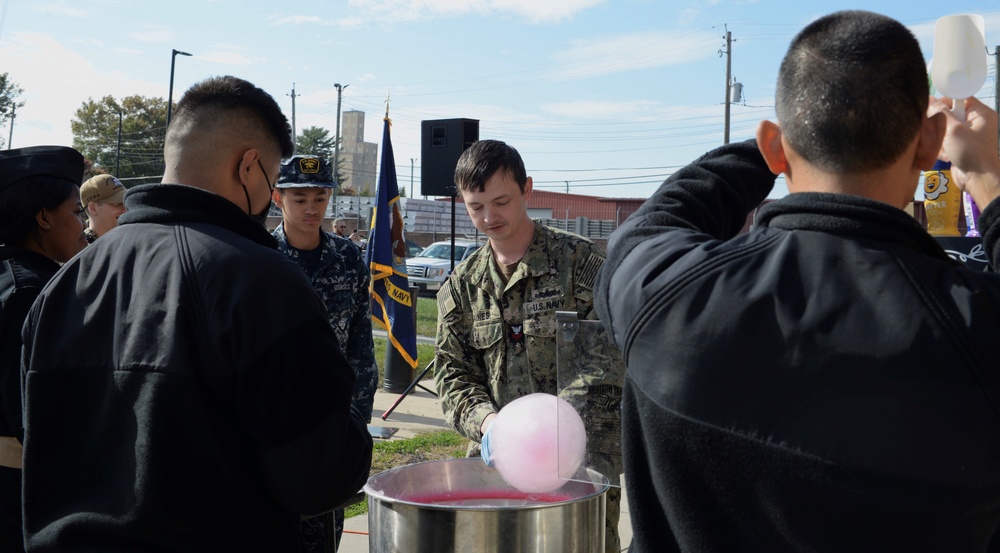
[471, 319, 503, 350]
[522, 314, 556, 339]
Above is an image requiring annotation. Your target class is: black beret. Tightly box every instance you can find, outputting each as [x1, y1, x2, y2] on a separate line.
[0, 145, 85, 193]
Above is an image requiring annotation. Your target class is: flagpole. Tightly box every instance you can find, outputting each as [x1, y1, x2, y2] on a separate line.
[369, 98, 419, 393]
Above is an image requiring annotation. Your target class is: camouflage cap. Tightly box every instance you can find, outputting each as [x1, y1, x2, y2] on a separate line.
[277, 155, 337, 189]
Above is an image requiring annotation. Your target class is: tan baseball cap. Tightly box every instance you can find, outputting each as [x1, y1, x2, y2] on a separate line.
[80, 174, 126, 205]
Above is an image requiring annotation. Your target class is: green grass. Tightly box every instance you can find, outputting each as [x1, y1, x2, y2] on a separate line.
[373, 338, 436, 383]
[344, 429, 467, 518]
[415, 297, 438, 338]
[370, 297, 437, 340]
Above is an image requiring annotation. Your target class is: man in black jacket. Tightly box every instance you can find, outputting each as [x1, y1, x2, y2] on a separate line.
[595, 10, 1000, 552]
[20, 76, 373, 552]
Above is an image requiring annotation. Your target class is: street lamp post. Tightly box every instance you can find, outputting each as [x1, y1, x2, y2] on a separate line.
[166, 49, 192, 128]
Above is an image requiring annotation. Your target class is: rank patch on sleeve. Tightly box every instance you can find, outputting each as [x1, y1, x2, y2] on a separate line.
[576, 253, 603, 290]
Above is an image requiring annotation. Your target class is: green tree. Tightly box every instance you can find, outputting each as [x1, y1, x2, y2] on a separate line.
[71, 95, 168, 184]
[296, 126, 349, 187]
[0, 73, 26, 149]
[296, 126, 335, 159]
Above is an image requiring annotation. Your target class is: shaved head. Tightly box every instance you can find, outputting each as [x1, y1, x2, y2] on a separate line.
[163, 76, 293, 192]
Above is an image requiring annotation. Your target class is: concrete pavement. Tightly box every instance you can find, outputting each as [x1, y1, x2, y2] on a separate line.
[338, 382, 633, 552]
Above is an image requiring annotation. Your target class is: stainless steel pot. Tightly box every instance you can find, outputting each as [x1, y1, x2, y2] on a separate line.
[364, 458, 608, 553]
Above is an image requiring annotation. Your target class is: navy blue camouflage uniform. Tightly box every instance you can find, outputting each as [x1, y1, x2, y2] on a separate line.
[273, 223, 378, 418]
[273, 222, 377, 551]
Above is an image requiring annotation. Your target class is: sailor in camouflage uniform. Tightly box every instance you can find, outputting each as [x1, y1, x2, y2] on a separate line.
[272, 155, 377, 552]
[433, 140, 625, 553]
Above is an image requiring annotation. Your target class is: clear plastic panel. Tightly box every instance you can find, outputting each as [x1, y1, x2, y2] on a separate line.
[554, 310, 622, 489]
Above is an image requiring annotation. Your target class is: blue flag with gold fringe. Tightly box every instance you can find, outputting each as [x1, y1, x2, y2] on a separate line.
[366, 115, 418, 369]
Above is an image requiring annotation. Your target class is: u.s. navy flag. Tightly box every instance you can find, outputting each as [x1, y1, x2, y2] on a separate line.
[366, 115, 418, 369]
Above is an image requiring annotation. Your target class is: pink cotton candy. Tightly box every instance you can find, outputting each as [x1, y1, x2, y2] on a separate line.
[490, 393, 587, 493]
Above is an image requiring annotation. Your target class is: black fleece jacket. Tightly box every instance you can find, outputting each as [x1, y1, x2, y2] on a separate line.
[21, 184, 372, 552]
[596, 140, 1000, 552]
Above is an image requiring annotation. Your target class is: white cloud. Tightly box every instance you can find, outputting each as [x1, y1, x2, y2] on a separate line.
[338, 17, 366, 29]
[267, 13, 365, 29]
[0, 32, 164, 148]
[541, 100, 661, 119]
[195, 50, 263, 67]
[300, 88, 341, 107]
[347, 0, 605, 24]
[675, 8, 701, 25]
[551, 28, 720, 80]
[31, 2, 88, 18]
[125, 24, 174, 44]
[357, 73, 377, 82]
[268, 14, 327, 26]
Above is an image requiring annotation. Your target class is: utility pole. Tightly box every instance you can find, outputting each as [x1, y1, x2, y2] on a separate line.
[6, 104, 14, 149]
[565, 180, 570, 194]
[333, 83, 349, 187]
[116, 110, 123, 175]
[723, 29, 733, 145]
[410, 158, 416, 199]
[288, 83, 299, 148]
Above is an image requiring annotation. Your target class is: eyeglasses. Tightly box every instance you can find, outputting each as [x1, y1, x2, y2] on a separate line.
[257, 159, 274, 193]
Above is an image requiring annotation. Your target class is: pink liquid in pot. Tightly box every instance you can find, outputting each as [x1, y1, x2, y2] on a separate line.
[403, 489, 575, 507]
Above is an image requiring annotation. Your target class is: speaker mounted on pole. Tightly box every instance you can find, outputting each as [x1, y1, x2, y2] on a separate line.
[420, 118, 479, 197]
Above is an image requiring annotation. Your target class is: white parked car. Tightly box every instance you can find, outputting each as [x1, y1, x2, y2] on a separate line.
[406, 239, 481, 294]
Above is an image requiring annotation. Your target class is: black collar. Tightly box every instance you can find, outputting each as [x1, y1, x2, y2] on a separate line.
[756, 192, 952, 263]
[118, 184, 277, 249]
[0, 246, 61, 272]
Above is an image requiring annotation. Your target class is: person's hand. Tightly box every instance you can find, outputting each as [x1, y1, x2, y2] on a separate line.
[480, 420, 496, 467]
[932, 95, 1000, 209]
[349, 231, 362, 243]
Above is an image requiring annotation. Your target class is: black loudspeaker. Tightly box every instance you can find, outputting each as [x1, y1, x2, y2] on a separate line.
[421, 118, 479, 197]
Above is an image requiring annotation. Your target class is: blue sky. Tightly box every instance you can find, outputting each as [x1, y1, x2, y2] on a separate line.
[1, 0, 999, 200]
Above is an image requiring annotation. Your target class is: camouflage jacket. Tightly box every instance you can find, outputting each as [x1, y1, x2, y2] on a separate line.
[433, 223, 624, 477]
[273, 223, 378, 420]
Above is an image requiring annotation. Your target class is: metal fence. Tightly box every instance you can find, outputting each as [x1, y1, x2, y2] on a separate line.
[402, 198, 623, 242]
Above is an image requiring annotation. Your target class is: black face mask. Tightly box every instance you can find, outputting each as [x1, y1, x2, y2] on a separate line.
[250, 202, 271, 227]
[244, 159, 275, 227]
[241, 184, 271, 227]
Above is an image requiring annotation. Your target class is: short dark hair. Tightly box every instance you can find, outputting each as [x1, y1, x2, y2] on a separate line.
[168, 76, 294, 159]
[776, 11, 928, 173]
[454, 140, 528, 193]
[0, 177, 77, 247]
